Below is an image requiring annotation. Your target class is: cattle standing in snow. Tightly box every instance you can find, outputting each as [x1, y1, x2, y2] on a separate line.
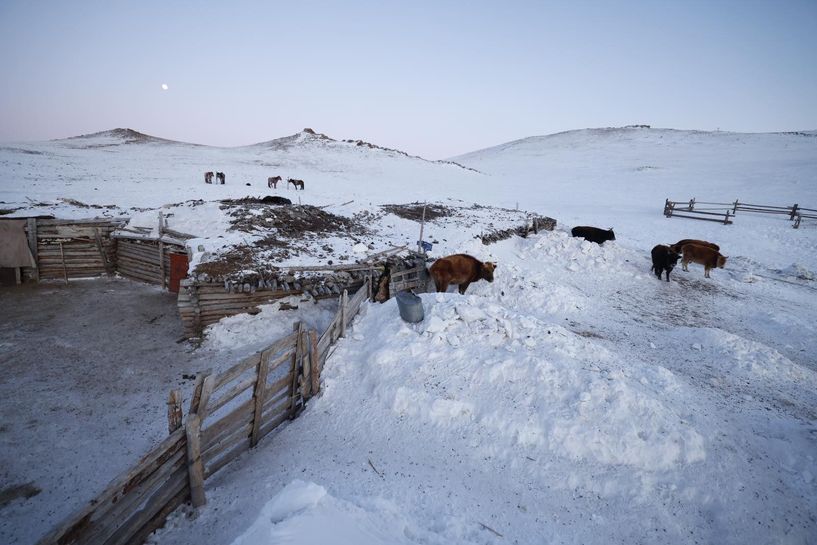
[650, 244, 681, 282]
[571, 226, 616, 245]
[681, 244, 727, 278]
[216, 172, 226, 184]
[268, 176, 281, 189]
[429, 254, 496, 295]
[287, 178, 305, 190]
[669, 238, 719, 254]
[204, 171, 214, 184]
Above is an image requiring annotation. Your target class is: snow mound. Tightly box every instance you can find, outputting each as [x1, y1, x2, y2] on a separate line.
[326, 293, 705, 471]
[230, 480, 461, 545]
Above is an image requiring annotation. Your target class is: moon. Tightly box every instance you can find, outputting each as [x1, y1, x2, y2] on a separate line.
[161, 83, 169, 91]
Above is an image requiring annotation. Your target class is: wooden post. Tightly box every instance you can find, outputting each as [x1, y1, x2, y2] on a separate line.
[790, 203, 799, 220]
[309, 330, 320, 395]
[288, 321, 305, 419]
[167, 389, 183, 434]
[733, 199, 739, 214]
[26, 218, 39, 282]
[300, 327, 312, 400]
[94, 228, 113, 275]
[184, 414, 206, 507]
[340, 289, 348, 338]
[59, 241, 68, 284]
[250, 351, 271, 446]
[159, 241, 166, 289]
[688, 198, 695, 211]
[417, 203, 427, 255]
[196, 374, 216, 418]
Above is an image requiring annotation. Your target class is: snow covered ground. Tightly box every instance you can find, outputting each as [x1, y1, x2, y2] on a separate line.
[150, 229, 817, 545]
[2, 126, 816, 544]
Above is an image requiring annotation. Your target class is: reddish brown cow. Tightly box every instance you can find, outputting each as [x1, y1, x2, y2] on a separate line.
[429, 254, 497, 294]
[681, 244, 727, 278]
[670, 238, 719, 253]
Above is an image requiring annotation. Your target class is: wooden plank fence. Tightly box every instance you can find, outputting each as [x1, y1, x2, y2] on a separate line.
[36, 277, 371, 545]
[115, 237, 186, 288]
[664, 198, 816, 228]
[26, 218, 126, 282]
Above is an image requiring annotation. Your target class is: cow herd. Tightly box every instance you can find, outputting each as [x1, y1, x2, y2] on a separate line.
[425, 225, 727, 296]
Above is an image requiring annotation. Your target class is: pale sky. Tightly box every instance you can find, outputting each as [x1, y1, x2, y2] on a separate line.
[1, 0, 815, 158]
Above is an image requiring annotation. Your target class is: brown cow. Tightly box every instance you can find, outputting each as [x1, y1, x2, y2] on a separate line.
[429, 254, 496, 294]
[268, 175, 281, 189]
[681, 244, 727, 278]
[670, 238, 719, 253]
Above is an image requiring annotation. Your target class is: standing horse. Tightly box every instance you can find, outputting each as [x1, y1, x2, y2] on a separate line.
[216, 172, 226, 185]
[268, 175, 282, 189]
[287, 178, 305, 190]
[204, 171, 214, 184]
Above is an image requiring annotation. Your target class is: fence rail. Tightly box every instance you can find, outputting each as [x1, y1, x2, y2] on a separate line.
[664, 198, 814, 228]
[37, 277, 371, 545]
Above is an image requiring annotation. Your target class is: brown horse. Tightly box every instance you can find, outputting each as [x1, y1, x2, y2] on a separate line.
[429, 254, 496, 294]
[204, 171, 214, 184]
[268, 175, 282, 188]
[287, 178, 304, 190]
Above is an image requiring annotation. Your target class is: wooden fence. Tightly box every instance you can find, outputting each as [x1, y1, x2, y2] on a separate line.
[115, 236, 186, 288]
[23, 218, 126, 282]
[36, 277, 371, 545]
[664, 198, 816, 228]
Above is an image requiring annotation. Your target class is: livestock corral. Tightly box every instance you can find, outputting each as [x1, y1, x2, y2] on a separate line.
[0, 201, 556, 545]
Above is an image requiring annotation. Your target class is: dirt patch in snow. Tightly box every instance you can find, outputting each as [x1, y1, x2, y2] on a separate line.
[381, 203, 454, 222]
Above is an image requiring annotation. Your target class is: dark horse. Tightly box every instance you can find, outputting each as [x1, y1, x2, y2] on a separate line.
[216, 172, 226, 184]
[287, 178, 305, 190]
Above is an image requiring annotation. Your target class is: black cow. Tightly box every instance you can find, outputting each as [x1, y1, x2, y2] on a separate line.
[650, 244, 681, 282]
[571, 226, 615, 245]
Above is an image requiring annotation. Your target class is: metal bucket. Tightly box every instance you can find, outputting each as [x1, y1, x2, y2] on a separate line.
[395, 290, 424, 323]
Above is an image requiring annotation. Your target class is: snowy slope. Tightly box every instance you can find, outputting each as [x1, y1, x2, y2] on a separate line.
[2, 126, 817, 544]
[152, 231, 817, 545]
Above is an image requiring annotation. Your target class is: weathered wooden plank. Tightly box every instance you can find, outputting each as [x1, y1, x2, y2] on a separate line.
[185, 414, 206, 507]
[203, 437, 251, 479]
[213, 353, 261, 391]
[257, 408, 290, 439]
[309, 330, 320, 396]
[34, 428, 185, 545]
[201, 398, 254, 449]
[103, 466, 188, 545]
[166, 390, 183, 435]
[196, 375, 216, 418]
[202, 421, 253, 464]
[79, 447, 186, 545]
[251, 350, 271, 447]
[204, 375, 256, 419]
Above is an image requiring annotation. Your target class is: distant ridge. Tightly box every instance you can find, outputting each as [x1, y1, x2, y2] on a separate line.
[252, 128, 480, 173]
[60, 128, 200, 147]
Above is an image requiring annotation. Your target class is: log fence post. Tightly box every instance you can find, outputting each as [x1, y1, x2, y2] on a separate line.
[790, 203, 799, 221]
[184, 414, 206, 507]
[340, 289, 348, 338]
[250, 351, 271, 447]
[167, 389, 183, 434]
[309, 330, 320, 396]
[26, 218, 39, 282]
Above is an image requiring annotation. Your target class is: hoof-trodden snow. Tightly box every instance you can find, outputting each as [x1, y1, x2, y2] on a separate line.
[153, 231, 817, 545]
